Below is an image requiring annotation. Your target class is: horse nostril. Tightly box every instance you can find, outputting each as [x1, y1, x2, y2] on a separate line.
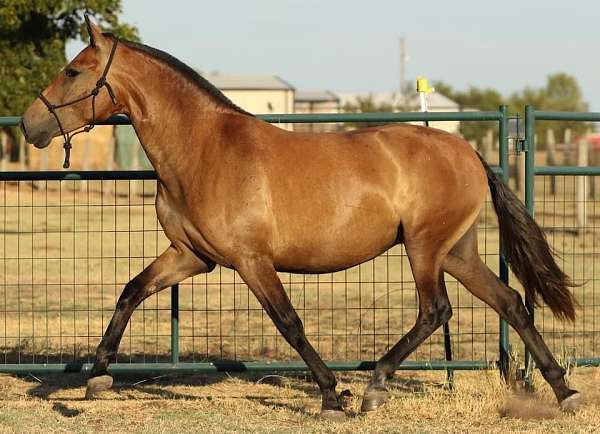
[20, 120, 28, 141]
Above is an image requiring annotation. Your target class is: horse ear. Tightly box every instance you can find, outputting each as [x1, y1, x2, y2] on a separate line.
[84, 14, 104, 48]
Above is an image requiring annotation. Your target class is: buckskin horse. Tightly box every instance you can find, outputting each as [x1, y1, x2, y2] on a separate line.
[21, 16, 581, 419]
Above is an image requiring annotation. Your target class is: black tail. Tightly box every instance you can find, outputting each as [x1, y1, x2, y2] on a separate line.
[477, 154, 578, 321]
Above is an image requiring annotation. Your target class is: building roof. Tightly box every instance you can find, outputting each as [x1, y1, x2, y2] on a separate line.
[295, 90, 340, 103]
[337, 91, 459, 110]
[406, 92, 459, 110]
[202, 73, 295, 91]
[337, 91, 399, 107]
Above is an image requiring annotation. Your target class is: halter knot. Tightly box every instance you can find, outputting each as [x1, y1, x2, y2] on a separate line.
[62, 142, 73, 169]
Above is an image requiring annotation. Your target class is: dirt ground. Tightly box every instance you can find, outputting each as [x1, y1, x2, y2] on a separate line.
[0, 367, 598, 433]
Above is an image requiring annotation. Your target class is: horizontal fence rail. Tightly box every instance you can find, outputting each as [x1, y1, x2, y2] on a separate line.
[0, 111, 505, 128]
[0, 360, 498, 374]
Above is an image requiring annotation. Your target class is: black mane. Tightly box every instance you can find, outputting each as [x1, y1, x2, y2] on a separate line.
[108, 34, 254, 117]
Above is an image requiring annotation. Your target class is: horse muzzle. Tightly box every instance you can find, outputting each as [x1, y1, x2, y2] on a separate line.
[21, 116, 54, 149]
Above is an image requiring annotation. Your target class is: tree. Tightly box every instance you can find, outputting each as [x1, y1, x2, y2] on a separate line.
[508, 73, 589, 147]
[435, 74, 589, 148]
[0, 2, 138, 118]
[342, 94, 396, 129]
[432, 81, 503, 143]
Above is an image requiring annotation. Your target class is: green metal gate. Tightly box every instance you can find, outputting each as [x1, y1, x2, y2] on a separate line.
[522, 107, 600, 372]
[1, 106, 594, 376]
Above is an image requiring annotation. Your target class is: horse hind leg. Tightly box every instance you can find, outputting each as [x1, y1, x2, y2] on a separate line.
[361, 241, 452, 412]
[443, 225, 581, 412]
[235, 255, 346, 420]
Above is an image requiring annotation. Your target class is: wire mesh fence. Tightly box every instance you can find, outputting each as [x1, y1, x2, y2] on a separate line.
[0, 175, 502, 370]
[533, 174, 600, 362]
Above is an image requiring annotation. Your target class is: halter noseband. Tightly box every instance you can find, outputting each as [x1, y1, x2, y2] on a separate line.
[38, 37, 119, 168]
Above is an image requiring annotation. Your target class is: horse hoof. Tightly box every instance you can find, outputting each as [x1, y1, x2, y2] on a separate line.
[361, 388, 389, 412]
[85, 374, 113, 400]
[319, 409, 347, 421]
[560, 392, 583, 413]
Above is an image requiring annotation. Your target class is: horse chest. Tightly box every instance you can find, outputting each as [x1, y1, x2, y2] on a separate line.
[155, 186, 232, 266]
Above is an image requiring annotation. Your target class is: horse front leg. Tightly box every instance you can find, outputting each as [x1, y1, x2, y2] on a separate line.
[85, 244, 213, 399]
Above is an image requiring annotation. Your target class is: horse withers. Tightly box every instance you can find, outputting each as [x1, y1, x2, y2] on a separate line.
[21, 16, 581, 419]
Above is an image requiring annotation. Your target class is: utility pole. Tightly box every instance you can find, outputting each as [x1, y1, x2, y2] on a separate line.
[399, 37, 408, 107]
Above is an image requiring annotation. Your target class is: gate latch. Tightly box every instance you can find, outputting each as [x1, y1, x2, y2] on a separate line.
[514, 138, 528, 155]
[509, 115, 527, 155]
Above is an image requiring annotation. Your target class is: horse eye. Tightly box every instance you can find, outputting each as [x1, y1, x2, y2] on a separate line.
[65, 68, 80, 78]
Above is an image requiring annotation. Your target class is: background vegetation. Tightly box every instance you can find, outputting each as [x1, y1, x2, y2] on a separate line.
[343, 73, 589, 147]
[0, 1, 138, 151]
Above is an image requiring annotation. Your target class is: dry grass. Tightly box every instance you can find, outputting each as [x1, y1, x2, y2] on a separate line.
[0, 367, 598, 433]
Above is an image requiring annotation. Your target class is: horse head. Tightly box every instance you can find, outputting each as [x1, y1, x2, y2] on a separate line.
[21, 15, 122, 157]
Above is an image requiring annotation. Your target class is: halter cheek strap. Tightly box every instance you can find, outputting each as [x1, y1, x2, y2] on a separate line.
[38, 37, 119, 169]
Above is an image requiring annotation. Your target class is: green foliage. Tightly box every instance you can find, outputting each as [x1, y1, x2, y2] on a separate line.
[508, 73, 589, 145]
[342, 94, 396, 128]
[434, 73, 589, 146]
[0, 1, 139, 118]
[432, 81, 503, 143]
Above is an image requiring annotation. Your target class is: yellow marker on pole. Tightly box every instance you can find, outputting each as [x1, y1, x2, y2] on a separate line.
[416, 77, 434, 94]
[416, 76, 435, 126]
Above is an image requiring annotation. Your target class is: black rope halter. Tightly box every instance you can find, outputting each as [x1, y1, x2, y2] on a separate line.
[38, 37, 119, 168]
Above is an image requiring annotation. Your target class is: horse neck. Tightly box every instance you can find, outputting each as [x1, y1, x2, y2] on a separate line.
[112, 48, 240, 181]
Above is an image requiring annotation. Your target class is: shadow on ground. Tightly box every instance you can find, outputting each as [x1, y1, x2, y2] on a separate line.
[18, 369, 446, 418]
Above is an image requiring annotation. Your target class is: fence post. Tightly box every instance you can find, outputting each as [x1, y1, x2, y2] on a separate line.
[131, 140, 140, 195]
[564, 128, 572, 165]
[524, 106, 536, 383]
[39, 148, 49, 190]
[105, 127, 115, 195]
[498, 105, 510, 380]
[0, 131, 6, 172]
[516, 148, 526, 200]
[171, 283, 180, 364]
[576, 134, 589, 233]
[81, 136, 91, 191]
[19, 135, 26, 170]
[482, 129, 493, 162]
[546, 129, 557, 195]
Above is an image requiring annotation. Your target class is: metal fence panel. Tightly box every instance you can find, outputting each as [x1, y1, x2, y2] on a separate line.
[0, 176, 501, 372]
[0, 110, 511, 374]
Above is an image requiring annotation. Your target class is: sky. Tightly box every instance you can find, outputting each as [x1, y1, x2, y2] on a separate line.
[67, 0, 600, 110]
